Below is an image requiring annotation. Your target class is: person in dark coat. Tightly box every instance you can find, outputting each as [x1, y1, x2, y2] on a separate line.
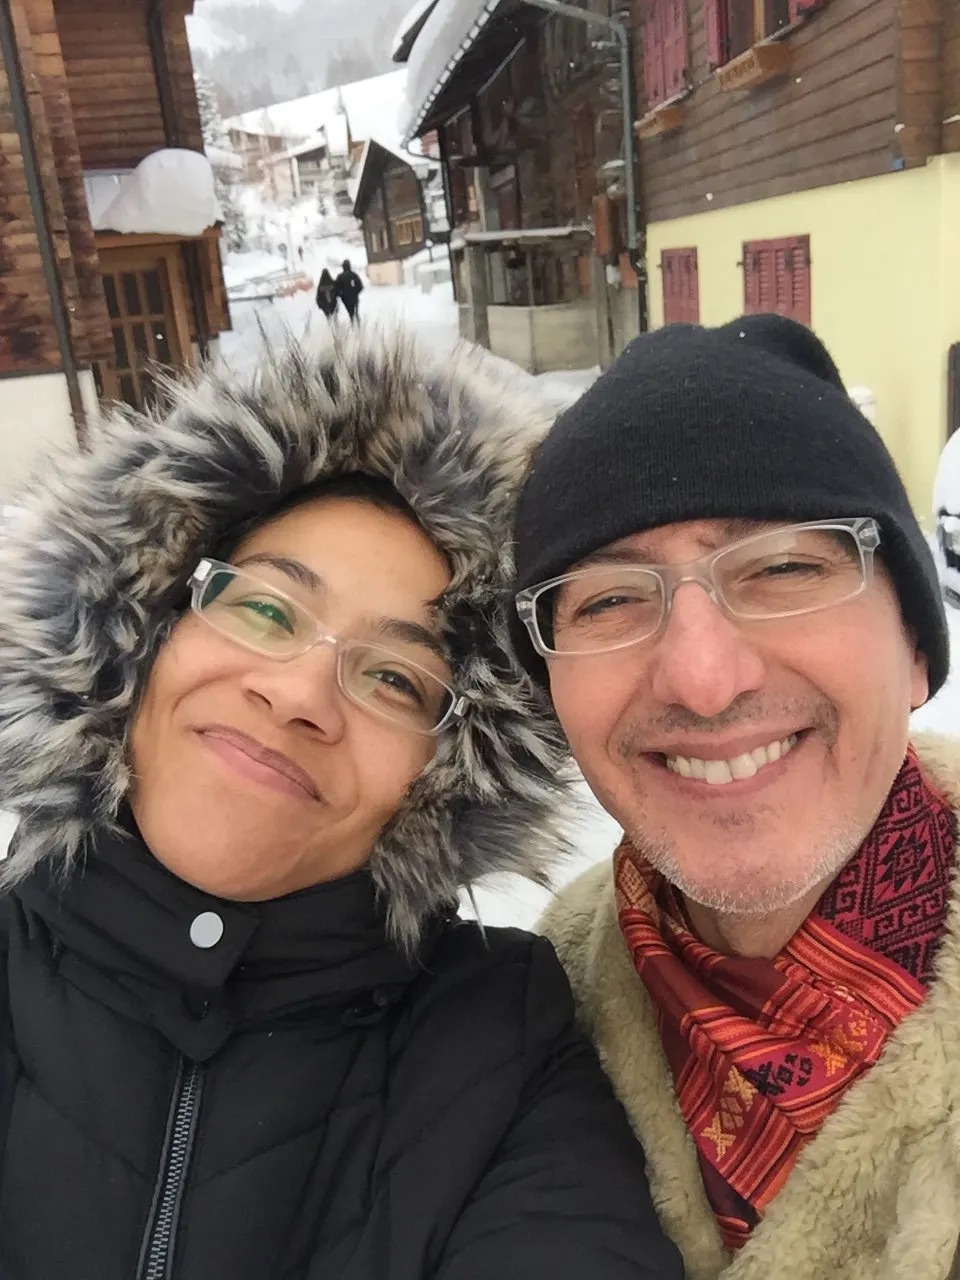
[315, 267, 339, 319]
[335, 257, 364, 322]
[0, 332, 683, 1280]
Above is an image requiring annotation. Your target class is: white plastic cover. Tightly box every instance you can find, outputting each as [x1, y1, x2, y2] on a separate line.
[934, 429, 960, 607]
[96, 149, 223, 237]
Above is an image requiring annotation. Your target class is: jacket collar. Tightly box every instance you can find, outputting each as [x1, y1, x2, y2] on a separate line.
[14, 823, 446, 1060]
[540, 732, 960, 1280]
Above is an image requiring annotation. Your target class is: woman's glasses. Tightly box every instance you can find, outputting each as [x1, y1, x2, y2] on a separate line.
[189, 559, 465, 735]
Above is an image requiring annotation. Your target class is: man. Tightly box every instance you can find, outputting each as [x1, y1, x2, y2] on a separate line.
[335, 258, 364, 323]
[510, 315, 958, 1279]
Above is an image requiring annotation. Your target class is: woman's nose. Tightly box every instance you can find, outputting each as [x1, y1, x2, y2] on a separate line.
[647, 582, 766, 718]
[240, 640, 346, 740]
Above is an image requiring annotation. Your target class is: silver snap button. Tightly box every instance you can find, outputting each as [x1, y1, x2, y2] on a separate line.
[189, 911, 224, 949]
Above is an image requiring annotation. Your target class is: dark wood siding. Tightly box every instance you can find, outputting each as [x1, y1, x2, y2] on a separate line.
[639, 0, 898, 223]
[944, 0, 960, 153]
[0, 1, 60, 373]
[54, 0, 200, 170]
[22, 0, 111, 363]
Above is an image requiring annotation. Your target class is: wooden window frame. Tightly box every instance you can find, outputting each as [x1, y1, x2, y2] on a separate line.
[661, 247, 700, 325]
[705, 0, 822, 84]
[741, 235, 811, 326]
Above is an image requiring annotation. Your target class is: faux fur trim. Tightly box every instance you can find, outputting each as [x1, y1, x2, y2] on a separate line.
[540, 733, 960, 1279]
[0, 330, 574, 949]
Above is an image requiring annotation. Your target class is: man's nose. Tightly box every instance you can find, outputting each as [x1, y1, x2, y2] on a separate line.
[647, 582, 766, 718]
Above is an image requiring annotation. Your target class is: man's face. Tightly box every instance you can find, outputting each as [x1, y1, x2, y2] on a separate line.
[547, 518, 930, 915]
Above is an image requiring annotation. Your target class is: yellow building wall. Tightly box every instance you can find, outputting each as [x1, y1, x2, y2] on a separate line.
[645, 156, 960, 521]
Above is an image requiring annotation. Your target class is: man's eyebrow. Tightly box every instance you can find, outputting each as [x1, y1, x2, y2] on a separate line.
[235, 553, 324, 591]
[573, 546, 660, 570]
[572, 519, 770, 571]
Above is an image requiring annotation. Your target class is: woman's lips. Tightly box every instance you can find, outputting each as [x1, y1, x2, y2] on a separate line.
[196, 725, 322, 802]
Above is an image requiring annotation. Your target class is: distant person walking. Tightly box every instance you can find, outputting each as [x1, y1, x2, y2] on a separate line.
[335, 259, 364, 323]
[315, 269, 339, 321]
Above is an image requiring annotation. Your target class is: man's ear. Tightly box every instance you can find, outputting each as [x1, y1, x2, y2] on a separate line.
[910, 646, 930, 711]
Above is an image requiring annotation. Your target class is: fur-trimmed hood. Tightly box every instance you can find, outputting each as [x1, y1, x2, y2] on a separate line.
[0, 331, 572, 946]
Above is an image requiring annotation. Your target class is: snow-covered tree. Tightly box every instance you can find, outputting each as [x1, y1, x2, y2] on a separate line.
[194, 73, 248, 253]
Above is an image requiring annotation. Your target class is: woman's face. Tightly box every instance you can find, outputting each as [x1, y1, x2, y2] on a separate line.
[129, 496, 452, 900]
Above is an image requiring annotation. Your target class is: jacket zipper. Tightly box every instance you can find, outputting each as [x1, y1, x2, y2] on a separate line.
[137, 1057, 204, 1280]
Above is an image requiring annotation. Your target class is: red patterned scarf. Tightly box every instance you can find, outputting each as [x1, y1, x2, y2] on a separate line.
[615, 748, 956, 1251]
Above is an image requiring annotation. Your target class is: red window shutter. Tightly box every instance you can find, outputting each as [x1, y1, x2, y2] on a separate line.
[662, 247, 698, 324]
[661, 250, 679, 325]
[744, 237, 809, 322]
[703, 0, 726, 69]
[788, 0, 821, 20]
[743, 241, 760, 312]
[644, 1, 666, 108]
[781, 235, 811, 325]
[682, 248, 700, 323]
[662, 0, 688, 98]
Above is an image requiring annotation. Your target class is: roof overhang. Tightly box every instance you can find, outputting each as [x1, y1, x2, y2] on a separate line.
[401, 0, 536, 140]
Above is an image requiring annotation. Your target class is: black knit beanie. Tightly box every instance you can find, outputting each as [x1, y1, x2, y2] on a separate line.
[511, 314, 949, 697]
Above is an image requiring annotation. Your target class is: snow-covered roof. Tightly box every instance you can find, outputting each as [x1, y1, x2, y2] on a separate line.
[351, 135, 432, 216]
[401, 0, 507, 139]
[391, 0, 441, 63]
[84, 151, 222, 237]
[224, 70, 410, 154]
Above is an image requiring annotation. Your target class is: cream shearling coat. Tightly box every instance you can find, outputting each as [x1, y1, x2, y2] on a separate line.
[540, 733, 960, 1280]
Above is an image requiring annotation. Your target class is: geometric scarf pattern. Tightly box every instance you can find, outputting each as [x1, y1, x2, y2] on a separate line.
[615, 748, 956, 1251]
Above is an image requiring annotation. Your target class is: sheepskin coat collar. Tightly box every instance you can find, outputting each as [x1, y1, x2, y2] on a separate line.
[0, 332, 571, 947]
[540, 733, 960, 1280]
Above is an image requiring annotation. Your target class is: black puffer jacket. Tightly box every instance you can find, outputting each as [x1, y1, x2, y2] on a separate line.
[0, 334, 682, 1277]
[0, 830, 681, 1279]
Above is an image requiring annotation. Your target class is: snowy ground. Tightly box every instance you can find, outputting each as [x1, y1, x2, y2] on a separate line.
[0, 246, 955, 931]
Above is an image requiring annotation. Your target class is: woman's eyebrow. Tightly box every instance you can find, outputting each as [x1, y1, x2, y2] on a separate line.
[235, 553, 324, 591]
[372, 616, 448, 662]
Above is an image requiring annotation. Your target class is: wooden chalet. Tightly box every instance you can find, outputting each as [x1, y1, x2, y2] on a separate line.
[399, 0, 638, 373]
[351, 138, 437, 285]
[0, 0, 229, 496]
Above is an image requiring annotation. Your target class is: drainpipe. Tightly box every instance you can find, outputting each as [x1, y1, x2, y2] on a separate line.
[0, 0, 88, 439]
[147, 0, 210, 361]
[522, 0, 647, 331]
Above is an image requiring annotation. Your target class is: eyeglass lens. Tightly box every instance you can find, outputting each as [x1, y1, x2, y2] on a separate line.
[537, 525, 868, 655]
[196, 566, 454, 732]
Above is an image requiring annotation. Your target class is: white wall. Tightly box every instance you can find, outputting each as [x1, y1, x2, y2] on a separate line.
[0, 370, 94, 499]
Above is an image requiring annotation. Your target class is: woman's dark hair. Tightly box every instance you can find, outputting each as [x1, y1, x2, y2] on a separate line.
[211, 472, 426, 566]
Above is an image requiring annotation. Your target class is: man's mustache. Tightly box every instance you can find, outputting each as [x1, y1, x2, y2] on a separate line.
[617, 692, 839, 757]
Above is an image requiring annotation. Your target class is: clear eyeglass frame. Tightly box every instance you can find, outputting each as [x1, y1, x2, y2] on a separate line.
[188, 558, 467, 736]
[515, 517, 882, 658]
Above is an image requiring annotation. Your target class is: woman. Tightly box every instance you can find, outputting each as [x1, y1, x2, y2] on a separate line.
[0, 334, 681, 1279]
[315, 267, 338, 319]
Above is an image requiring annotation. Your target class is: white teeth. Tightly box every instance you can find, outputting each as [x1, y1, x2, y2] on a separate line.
[666, 734, 798, 786]
[729, 752, 759, 780]
[704, 759, 733, 785]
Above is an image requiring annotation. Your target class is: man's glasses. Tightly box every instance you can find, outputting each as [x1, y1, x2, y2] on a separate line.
[189, 559, 465, 735]
[515, 518, 881, 658]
